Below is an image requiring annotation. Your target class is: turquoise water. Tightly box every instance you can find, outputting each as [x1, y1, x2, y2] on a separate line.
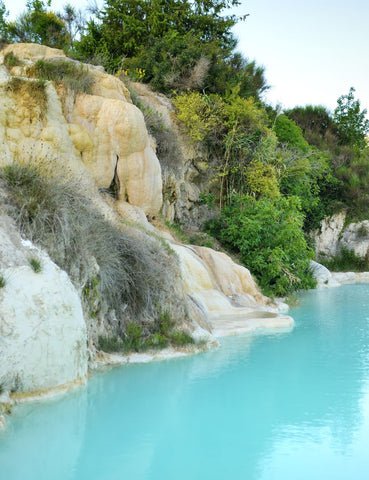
[1, 284, 369, 479]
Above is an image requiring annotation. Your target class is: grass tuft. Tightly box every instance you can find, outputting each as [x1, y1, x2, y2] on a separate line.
[30, 59, 94, 95]
[6, 77, 47, 119]
[3, 51, 22, 68]
[29, 257, 42, 273]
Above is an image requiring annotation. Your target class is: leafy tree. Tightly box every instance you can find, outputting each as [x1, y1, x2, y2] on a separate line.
[285, 105, 339, 150]
[334, 87, 369, 149]
[206, 194, 316, 295]
[75, 0, 249, 92]
[0, 0, 9, 42]
[8, 0, 69, 48]
[274, 114, 310, 152]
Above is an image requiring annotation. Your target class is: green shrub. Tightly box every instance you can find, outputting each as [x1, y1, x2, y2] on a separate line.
[98, 335, 125, 353]
[274, 114, 310, 152]
[320, 247, 368, 272]
[169, 330, 195, 347]
[0, 273, 5, 288]
[30, 59, 94, 95]
[123, 322, 144, 352]
[29, 257, 42, 273]
[206, 194, 316, 296]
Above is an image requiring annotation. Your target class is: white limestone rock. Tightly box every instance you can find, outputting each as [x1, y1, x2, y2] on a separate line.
[0, 216, 88, 393]
[309, 260, 340, 288]
[314, 212, 346, 258]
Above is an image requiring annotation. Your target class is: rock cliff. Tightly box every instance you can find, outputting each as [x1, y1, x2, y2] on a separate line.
[0, 44, 291, 408]
[314, 211, 369, 260]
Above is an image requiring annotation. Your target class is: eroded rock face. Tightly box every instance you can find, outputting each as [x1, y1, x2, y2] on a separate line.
[169, 242, 292, 336]
[314, 212, 346, 258]
[0, 43, 162, 216]
[0, 214, 88, 393]
[315, 212, 369, 260]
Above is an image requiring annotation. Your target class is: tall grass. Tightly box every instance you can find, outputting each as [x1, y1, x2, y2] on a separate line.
[0, 163, 186, 334]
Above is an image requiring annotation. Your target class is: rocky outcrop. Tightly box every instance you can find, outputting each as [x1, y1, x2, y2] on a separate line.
[315, 212, 369, 260]
[0, 44, 293, 408]
[0, 43, 162, 216]
[0, 214, 88, 394]
[129, 82, 216, 229]
[314, 212, 346, 258]
[169, 242, 292, 336]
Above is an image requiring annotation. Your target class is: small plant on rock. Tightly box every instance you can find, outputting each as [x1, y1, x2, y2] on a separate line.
[0, 273, 5, 288]
[29, 257, 42, 273]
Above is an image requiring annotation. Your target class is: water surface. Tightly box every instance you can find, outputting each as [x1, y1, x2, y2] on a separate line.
[1, 284, 369, 479]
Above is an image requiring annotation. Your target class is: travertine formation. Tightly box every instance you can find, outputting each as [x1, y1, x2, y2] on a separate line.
[0, 43, 162, 216]
[0, 44, 292, 408]
[0, 214, 87, 393]
[314, 211, 369, 260]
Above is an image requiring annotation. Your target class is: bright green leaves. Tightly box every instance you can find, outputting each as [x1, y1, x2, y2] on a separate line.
[207, 195, 316, 296]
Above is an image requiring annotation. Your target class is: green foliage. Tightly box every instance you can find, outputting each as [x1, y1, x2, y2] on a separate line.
[3, 51, 21, 67]
[98, 335, 125, 353]
[29, 257, 42, 273]
[31, 59, 94, 94]
[123, 322, 144, 352]
[320, 247, 368, 272]
[169, 330, 195, 347]
[245, 159, 280, 199]
[0, 0, 9, 42]
[334, 87, 369, 149]
[274, 114, 310, 152]
[206, 194, 316, 296]
[151, 310, 176, 336]
[8, 0, 69, 49]
[0, 272, 5, 288]
[173, 91, 218, 142]
[285, 105, 339, 150]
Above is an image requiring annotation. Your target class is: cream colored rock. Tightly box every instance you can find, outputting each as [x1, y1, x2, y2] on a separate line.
[1, 43, 66, 61]
[0, 217, 88, 393]
[115, 201, 155, 232]
[314, 212, 346, 258]
[340, 220, 369, 258]
[0, 43, 163, 216]
[171, 242, 292, 335]
[70, 94, 162, 215]
[193, 246, 269, 305]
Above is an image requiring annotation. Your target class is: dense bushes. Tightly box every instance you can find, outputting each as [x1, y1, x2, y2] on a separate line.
[206, 195, 316, 296]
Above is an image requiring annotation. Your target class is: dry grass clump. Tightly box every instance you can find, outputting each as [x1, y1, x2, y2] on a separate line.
[5, 77, 47, 119]
[29, 59, 94, 95]
[0, 162, 186, 332]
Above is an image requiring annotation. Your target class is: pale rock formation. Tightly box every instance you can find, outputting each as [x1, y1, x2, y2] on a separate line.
[340, 221, 369, 258]
[315, 212, 369, 260]
[309, 260, 340, 288]
[170, 243, 293, 336]
[314, 212, 346, 258]
[0, 214, 88, 394]
[0, 43, 162, 217]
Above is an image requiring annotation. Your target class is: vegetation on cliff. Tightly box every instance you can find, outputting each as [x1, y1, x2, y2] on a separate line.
[1, 0, 368, 296]
[0, 163, 193, 350]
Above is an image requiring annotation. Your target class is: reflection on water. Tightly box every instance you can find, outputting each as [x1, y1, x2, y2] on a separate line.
[1, 285, 369, 479]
